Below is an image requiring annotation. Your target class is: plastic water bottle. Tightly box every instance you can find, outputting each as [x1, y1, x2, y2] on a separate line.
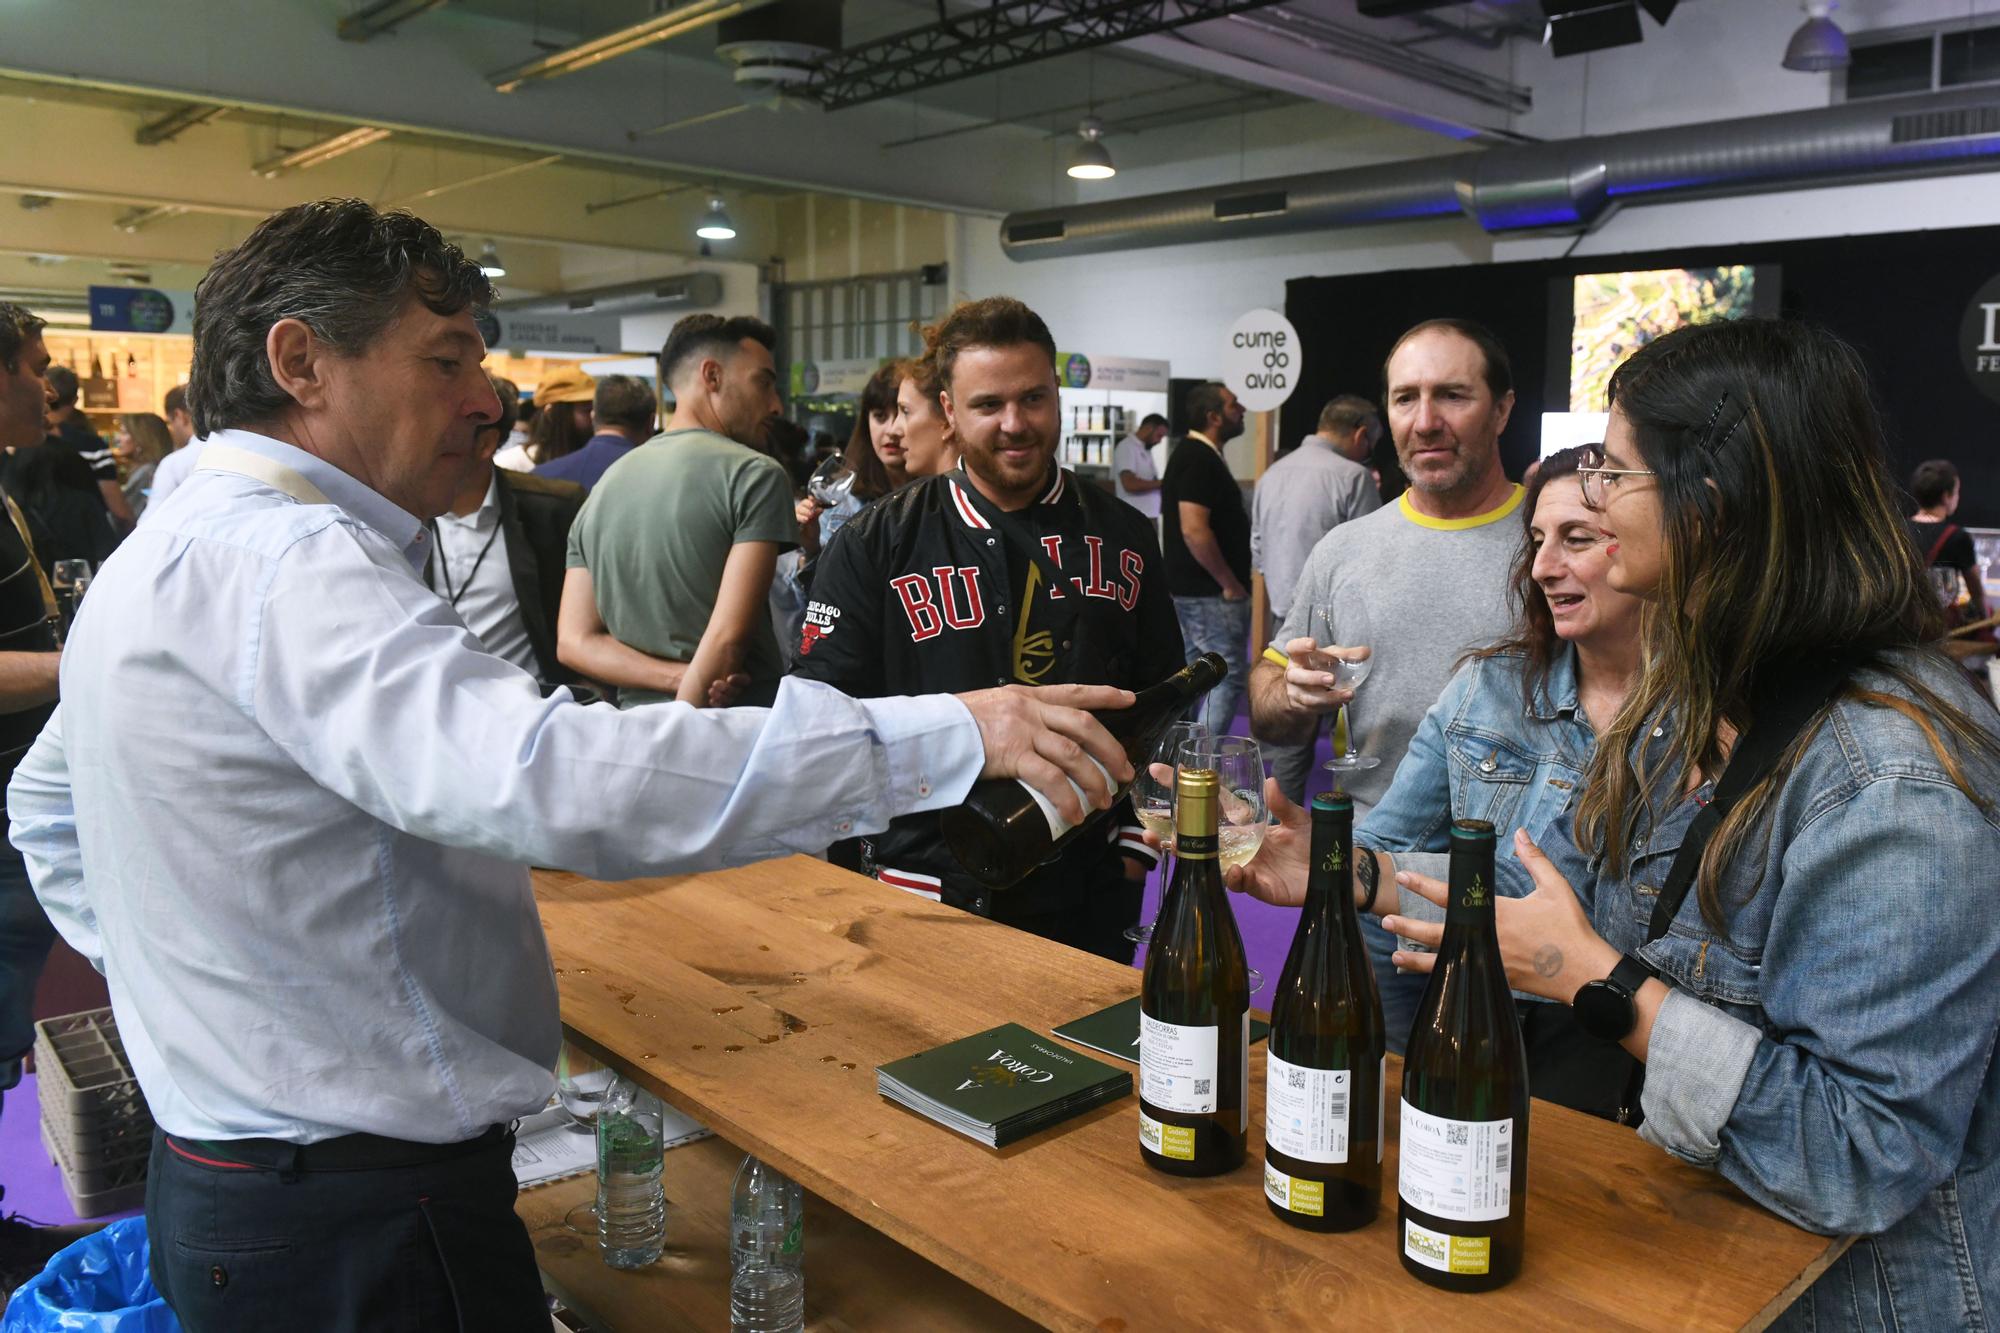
[595, 1077, 666, 1269]
[729, 1155, 804, 1333]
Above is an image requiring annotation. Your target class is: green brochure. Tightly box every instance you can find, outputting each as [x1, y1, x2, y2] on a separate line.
[1053, 996, 1269, 1064]
[876, 1022, 1131, 1148]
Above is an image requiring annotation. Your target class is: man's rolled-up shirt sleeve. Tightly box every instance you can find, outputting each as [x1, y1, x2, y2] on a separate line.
[7, 706, 102, 972]
[249, 523, 984, 880]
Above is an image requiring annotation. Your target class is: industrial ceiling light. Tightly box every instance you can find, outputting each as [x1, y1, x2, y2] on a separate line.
[1783, 1, 1850, 72]
[477, 241, 507, 279]
[695, 196, 737, 241]
[252, 126, 391, 178]
[1067, 117, 1116, 181]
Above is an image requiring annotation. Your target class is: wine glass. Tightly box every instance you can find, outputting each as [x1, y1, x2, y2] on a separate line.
[1122, 720, 1208, 946]
[558, 1043, 615, 1233]
[806, 453, 857, 508]
[1178, 733, 1269, 994]
[1311, 602, 1380, 774]
[50, 560, 91, 644]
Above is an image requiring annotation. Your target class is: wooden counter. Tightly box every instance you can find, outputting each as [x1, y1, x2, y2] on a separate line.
[535, 857, 1848, 1332]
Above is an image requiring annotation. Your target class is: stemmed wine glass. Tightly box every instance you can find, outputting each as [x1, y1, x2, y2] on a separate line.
[1122, 720, 1208, 946]
[557, 1043, 615, 1234]
[807, 453, 857, 508]
[1178, 733, 1269, 994]
[1311, 602, 1379, 773]
[50, 559, 90, 644]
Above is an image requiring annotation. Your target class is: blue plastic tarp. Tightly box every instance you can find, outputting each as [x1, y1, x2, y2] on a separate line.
[1, 1217, 177, 1332]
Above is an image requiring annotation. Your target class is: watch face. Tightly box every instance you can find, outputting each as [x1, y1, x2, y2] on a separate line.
[1573, 981, 1632, 1042]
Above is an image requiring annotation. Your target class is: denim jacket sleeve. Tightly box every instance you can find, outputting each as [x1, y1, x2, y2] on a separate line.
[1641, 772, 2000, 1236]
[1358, 661, 1466, 857]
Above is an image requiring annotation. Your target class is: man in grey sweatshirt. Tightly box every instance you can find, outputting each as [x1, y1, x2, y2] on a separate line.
[1249, 317, 1524, 1048]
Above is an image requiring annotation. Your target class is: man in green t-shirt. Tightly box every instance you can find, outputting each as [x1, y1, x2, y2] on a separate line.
[559, 315, 797, 707]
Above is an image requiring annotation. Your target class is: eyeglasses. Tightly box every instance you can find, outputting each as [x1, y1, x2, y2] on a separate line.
[1576, 445, 1654, 510]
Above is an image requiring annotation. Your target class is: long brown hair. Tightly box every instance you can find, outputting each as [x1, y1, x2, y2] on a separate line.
[1467, 446, 1588, 711]
[117, 412, 173, 467]
[1573, 318, 1999, 928]
[842, 360, 902, 501]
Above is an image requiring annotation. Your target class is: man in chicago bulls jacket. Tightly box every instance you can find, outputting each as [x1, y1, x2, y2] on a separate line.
[792, 297, 1184, 961]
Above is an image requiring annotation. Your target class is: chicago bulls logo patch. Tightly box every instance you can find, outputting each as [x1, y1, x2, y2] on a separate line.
[800, 600, 840, 655]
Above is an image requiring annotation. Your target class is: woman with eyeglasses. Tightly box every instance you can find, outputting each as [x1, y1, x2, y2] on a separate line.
[1241, 318, 2000, 1327]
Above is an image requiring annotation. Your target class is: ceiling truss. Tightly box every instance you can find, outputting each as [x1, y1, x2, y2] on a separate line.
[806, 0, 1290, 111]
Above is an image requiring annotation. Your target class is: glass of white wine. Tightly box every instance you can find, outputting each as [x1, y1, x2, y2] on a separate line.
[1311, 602, 1380, 774]
[1123, 720, 1208, 946]
[1177, 733, 1269, 993]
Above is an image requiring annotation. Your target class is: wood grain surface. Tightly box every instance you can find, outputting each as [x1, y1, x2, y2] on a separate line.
[537, 857, 1847, 1332]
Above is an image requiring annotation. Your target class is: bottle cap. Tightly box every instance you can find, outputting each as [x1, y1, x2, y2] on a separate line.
[1450, 818, 1497, 845]
[1311, 792, 1353, 814]
[1174, 767, 1220, 801]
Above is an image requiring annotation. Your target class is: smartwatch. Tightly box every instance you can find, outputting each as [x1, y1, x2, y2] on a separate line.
[1572, 953, 1653, 1041]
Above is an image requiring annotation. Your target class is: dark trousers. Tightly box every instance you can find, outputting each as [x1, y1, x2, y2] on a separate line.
[992, 874, 1144, 966]
[145, 1125, 546, 1333]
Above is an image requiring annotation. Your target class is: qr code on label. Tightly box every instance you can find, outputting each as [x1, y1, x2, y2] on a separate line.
[1446, 1124, 1469, 1146]
[1194, 1078, 1211, 1096]
[1286, 1068, 1308, 1090]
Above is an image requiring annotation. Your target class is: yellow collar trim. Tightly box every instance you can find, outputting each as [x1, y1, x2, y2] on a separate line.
[1398, 483, 1524, 531]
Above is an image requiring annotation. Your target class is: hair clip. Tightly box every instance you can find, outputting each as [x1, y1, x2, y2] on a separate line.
[1694, 390, 1745, 455]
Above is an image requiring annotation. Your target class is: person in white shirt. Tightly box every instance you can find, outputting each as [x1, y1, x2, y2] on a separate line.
[1251, 394, 1383, 803]
[1112, 412, 1168, 519]
[6, 198, 1134, 1332]
[139, 385, 202, 512]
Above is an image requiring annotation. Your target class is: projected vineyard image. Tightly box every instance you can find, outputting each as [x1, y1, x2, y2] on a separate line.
[1569, 266, 1757, 410]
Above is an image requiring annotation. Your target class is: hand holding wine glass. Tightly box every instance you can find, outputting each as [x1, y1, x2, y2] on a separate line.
[1123, 720, 1207, 946]
[1179, 734, 1270, 992]
[806, 453, 857, 508]
[1312, 602, 1379, 774]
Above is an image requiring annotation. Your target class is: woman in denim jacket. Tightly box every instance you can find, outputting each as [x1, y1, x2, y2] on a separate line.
[1374, 320, 2000, 1329]
[1357, 448, 1642, 900]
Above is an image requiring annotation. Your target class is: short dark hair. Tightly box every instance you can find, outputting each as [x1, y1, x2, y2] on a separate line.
[163, 384, 189, 419]
[1140, 413, 1168, 431]
[483, 374, 520, 443]
[1185, 382, 1230, 431]
[921, 297, 1056, 389]
[1318, 394, 1379, 436]
[1384, 317, 1514, 400]
[1910, 459, 1960, 509]
[657, 314, 776, 390]
[0, 302, 46, 374]
[593, 374, 657, 434]
[44, 364, 79, 407]
[187, 198, 492, 437]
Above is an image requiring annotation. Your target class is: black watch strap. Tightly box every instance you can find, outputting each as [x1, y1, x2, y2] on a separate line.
[1357, 850, 1380, 914]
[1606, 952, 1652, 999]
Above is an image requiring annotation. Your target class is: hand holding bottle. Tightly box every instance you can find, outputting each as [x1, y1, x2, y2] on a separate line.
[1383, 827, 1618, 1003]
[956, 683, 1135, 827]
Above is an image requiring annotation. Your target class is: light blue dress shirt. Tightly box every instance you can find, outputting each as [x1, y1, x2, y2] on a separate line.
[8, 429, 984, 1146]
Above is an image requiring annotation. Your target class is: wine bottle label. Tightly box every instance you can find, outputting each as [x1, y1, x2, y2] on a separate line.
[1398, 1101, 1515, 1223]
[1263, 1054, 1351, 1164]
[1139, 1012, 1218, 1113]
[1264, 1162, 1325, 1217]
[1017, 753, 1114, 841]
[1403, 1220, 1492, 1276]
[1139, 1109, 1196, 1161]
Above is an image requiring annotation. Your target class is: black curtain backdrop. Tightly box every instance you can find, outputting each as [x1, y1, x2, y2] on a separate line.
[1283, 223, 2000, 529]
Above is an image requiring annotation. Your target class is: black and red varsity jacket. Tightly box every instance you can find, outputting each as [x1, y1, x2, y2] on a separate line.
[790, 464, 1186, 917]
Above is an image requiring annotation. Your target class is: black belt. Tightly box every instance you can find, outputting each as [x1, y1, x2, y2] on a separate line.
[165, 1122, 512, 1179]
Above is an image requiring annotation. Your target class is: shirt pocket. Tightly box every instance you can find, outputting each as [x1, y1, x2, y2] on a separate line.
[1446, 731, 1537, 836]
[1632, 832, 1764, 1020]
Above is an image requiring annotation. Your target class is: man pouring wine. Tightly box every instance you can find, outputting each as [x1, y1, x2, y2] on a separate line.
[791, 297, 1189, 962]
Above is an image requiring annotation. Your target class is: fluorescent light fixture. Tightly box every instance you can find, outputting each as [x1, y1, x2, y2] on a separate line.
[695, 196, 737, 241]
[490, 0, 753, 93]
[135, 103, 227, 147]
[478, 241, 507, 279]
[252, 126, 391, 178]
[113, 204, 185, 233]
[1783, 1, 1850, 72]
[1067, 117, 1116, 180]
[338, 0, 451, 42]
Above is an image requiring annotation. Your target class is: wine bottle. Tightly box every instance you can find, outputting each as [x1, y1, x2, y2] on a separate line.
[940, 653, 1226, 889]
[1397, 819, 1530, 1292]
[1264, 791, 1385, 1231]
[1139, 765, 1249, 1176]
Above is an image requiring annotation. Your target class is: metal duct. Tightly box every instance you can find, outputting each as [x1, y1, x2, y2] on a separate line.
[1001, 86, 2000, 261]
[494, 271, 726, 315]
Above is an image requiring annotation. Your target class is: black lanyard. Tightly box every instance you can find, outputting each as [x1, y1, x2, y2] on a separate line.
[426, 517, 502, 609]
[1646, 653, 1855, 943]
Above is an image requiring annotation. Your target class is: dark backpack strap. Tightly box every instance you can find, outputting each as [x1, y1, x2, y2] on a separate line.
[1925, 523, 1959, 567]
[1646, 655, 1855, 943]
